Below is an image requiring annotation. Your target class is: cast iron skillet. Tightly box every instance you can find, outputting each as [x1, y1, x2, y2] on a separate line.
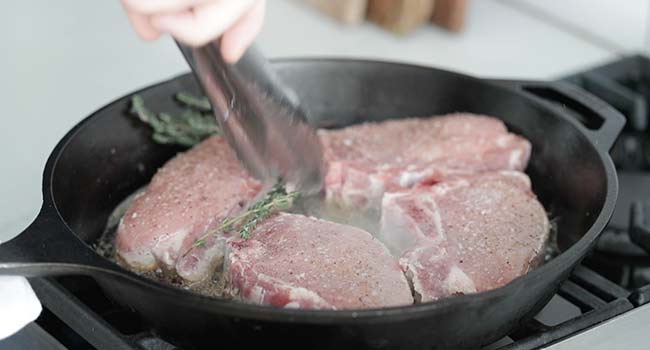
[0, 59, 624, 349]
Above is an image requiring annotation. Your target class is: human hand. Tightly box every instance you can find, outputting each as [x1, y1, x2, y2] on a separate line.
[121, 0, 266, 63]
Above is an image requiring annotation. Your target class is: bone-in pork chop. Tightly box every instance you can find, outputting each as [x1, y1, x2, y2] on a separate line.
[379, 171, 549, 302]
[320, 114, 531, 210]
[116, 135, 261, 281]
[225, 213, 414, 309]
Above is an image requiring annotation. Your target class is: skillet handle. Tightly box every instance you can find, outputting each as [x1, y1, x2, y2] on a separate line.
[0, 203, 113, 277]
[493, 80, 626, 153]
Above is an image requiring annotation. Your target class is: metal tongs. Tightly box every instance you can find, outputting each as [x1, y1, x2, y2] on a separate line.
[176, 40, 325, 195]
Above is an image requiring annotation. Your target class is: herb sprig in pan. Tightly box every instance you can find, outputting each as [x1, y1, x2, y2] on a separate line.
[130, 93, 218, 147]
[228, 182, 301, 240]
[183, 181, 301, 256]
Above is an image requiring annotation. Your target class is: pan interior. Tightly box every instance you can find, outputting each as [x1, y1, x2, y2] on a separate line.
[49, 61, 608, 287]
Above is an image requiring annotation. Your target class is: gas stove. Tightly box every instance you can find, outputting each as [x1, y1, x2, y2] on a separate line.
[4, 56, 650, 350]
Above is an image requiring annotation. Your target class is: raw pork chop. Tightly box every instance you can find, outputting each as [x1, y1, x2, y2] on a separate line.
[379, 171, 549, 302]
[320, 114, 531, 210]
[116, 135, 261, 281]
[225, 213, 414, 309]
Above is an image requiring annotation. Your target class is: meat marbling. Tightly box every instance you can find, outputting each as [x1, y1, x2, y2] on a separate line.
[379, 171, 549, 302]
[225, 213, 414, 309]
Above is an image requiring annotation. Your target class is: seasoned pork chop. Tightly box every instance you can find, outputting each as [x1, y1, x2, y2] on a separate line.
[320, 114, 531, 210]
[116, 135, 261, 281]
[115, 112, 547, 308]
[225, 213, 414, 309]
[379, 171, 549, 302]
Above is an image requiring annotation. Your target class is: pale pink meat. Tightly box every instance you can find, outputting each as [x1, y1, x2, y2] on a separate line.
[116, 135, 261, 281]
[379, 171, 549, 302]
[320, 113, 531, 210]
[115, 112, 548, 308]
[225, 213, 414, 309]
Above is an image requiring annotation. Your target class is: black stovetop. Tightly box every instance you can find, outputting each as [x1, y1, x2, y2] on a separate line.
[5, 55, 650, 350]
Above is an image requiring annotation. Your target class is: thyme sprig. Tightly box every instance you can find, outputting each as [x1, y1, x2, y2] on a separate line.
[175, 92, 211, 112]
[184, 182, 301, 256]
[130, 93, 218, 147]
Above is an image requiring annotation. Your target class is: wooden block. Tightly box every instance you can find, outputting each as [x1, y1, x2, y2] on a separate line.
[300, 0, 368, 25]
[367, 0, 436, 34]
[432, 0, 469, 32]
